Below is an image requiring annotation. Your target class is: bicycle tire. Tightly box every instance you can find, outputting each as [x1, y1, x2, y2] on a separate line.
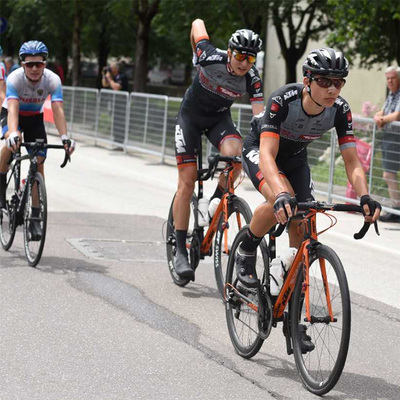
[225, 226, 269, 358]
[166, 193, 198, 287]
[291, 244, 351, 395]
[214, 196, 252, 299]
[23, 172, 47, 267]
[0, 163, 19, 250]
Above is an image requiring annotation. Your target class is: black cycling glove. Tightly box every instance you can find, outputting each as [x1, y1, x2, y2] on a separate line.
[360, 195, 381, 217]
[273, 192, 296, 218]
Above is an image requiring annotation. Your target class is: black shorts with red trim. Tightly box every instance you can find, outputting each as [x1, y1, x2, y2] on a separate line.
[242, 137, 315, 202]
[175, 99, 242, 168]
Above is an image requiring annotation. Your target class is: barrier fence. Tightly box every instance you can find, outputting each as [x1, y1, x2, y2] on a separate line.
[45, 86, 400, 214]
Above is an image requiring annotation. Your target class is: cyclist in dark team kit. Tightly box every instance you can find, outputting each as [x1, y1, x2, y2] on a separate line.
[173, 19, 265, 279]
[236, 48, 381, 287]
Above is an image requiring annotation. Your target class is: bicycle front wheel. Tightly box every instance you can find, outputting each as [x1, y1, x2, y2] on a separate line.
[0, 165, 19, 250]
[291, 245, 351, 395]
[166, 193, 198, 287]
[225, 227, 269, 358]
[23, 172, 47, 267]
[214, 196, 252, 299]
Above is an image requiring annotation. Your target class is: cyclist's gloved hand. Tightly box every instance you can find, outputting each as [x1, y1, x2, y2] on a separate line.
[6, 131, 21, 152]
[61, 134, 76, 155]
[360, 195, 381, 222]
[273, 192, 297, 224]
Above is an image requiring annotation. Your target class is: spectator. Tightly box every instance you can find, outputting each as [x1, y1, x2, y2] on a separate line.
[374, 66, 400, 222]
[4, 57, 19, 77]
[101, 62, 129, 150]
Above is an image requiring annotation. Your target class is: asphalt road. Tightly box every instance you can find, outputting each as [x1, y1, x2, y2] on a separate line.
[0, 136, 399, 399]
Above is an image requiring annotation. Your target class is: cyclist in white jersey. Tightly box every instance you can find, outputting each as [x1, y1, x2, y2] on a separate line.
[0, 41, 75, 237]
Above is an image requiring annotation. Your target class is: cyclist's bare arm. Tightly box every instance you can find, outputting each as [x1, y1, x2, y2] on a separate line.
[252, 103, 264, 116]
[341, 147, 380, 221]
[52, 101, 75, 155]
[6, 99, 20, 136]
[191, 19, 209, 51]
[0, 81, 5, 106]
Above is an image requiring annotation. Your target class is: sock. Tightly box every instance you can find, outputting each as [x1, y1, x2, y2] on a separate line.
[240, 228, 263, 253]
[210, 184, 224, 201]
[175, 230, 188, 255]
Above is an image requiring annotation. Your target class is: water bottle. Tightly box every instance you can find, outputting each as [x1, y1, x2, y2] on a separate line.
[281, 247, 297, 274]
[208, 198, 220, 221]
[269, 257, 283, 296]
[197, 197, 210, 227]
[18, 179, 26, 197]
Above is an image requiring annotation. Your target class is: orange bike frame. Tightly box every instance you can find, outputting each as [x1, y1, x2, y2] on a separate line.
[200, 164, 238, 255]
[272, 210, 335, 322]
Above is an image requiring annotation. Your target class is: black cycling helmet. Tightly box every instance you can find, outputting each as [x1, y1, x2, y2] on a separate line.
[302, 48, 349, 78]
[228, 29, 262, 55]
[19, 40, 49, 61]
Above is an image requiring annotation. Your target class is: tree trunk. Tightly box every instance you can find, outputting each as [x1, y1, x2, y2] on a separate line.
[97, 22, 110, 89]
[133, 21, 149, 93]
[72, 0, 82, 87]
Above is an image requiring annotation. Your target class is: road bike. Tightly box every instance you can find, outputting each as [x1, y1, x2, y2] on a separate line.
[224, 201, 380, 395]
[0, 139, 70, 267]
[165, 142, 252, 298]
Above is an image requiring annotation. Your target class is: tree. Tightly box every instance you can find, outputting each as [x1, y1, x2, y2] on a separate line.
[327, 0, 400, 67]
[271, 0, 334, 83]
[132, 0, 161, 92]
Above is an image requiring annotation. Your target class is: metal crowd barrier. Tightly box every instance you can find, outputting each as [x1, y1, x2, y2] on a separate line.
[46, 86, 400, 215]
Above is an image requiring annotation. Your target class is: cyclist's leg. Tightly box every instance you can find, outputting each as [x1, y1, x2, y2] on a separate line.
[0, 109, 20, 208]
[284, 159, 314, 248]
[206, 115, 242, 201]
[172, 112, 199, 278]
[23, 115, 47, 238]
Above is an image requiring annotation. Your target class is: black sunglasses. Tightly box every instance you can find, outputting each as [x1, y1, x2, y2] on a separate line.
[311, 76, 346, 89]
[23, 61, 46, 68]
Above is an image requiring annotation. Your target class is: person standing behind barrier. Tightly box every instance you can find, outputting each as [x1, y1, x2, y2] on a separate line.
[374, 66, 400, 222]
[101, 62, 129, 150]
[172, 19, 265, 279]
[4, 57, 19, 78]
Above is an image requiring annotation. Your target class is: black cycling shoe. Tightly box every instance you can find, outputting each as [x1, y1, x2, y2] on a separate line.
[28, 221, 42, 241]
[235, 248, 257, 288]
[175, 250, 194, 280]
[379, 210, 400, 223]
[298, 324, 315, 354]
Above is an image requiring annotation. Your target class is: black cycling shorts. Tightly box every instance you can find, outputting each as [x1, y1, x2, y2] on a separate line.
[242, 138, 315, 202]
[1, 107, 47, 157]
[175, 99, 241, 168]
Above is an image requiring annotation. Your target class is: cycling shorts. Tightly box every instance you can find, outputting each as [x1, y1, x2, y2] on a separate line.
[1, 107, 47, 157]
[175, 100, 242, 168]
[242, 140, 315, 202]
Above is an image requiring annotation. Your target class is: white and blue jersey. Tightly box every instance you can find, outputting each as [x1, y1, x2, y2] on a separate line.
[3, 67, 62, 116]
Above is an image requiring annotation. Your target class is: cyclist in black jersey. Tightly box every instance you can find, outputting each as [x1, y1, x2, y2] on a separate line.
[173, 19, 265, 279]
[236, 48, 381, 287]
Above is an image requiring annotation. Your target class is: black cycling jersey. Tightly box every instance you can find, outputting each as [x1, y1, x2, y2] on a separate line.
[175, 38, 264, 167]
[246, 83, 356, 158]
[243, 83, 356, 201]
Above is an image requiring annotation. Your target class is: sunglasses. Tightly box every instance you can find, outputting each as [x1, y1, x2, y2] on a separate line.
[312, 76, 346, 89]
[23, 61, 46, 68]
[232, 51, 256, 64]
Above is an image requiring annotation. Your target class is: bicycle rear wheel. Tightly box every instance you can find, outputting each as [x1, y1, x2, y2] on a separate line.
[291, 245, 351, 395]
[214, 196, 252, 299]
[166, 193, 198, 287]
[225, 227, 269, 358]
[23, 172, 47, 267]
[0, 165, 19, 250]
